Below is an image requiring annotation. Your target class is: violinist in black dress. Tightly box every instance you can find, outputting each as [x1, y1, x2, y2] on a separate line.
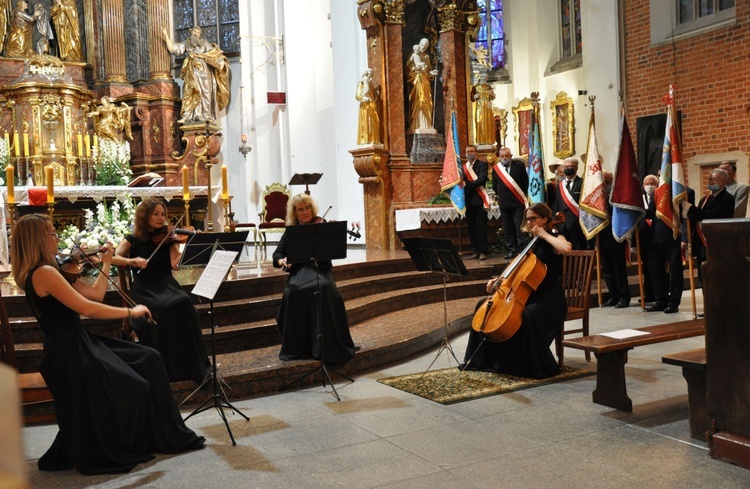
[114, 198, 209, 383]
[273, 193, 355, 365]
[12, 214, 204, 475]
[463, 203, 571, 379]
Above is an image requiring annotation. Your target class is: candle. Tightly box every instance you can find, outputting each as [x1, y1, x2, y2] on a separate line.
[3, 133, 8, 152]
[13, 133, 19, 157]
[84, 134, 91, 158]
[77, 134, 83, 157]
[182, 166, 190, 201]
[23, 133, 29, 157]
[6, 166, 14, 204]
[93, 135, 98, 153]
[221, 165, 228, 199]
[46, 166, 54, 203]
[241, 134, 248, 144]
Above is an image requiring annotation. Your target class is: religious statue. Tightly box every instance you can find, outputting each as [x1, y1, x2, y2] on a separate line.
[406, 38, 438, 133]
[6, 0, 39, 58]
[87, 96, 133, 142]
[163, 26, 230, 124]
[33, 2, 53, 55]
[51, 0, 83, 62]
[0, 0, 9, 57]
[471, 72, 495, 146]
[355, 68, 381, 145]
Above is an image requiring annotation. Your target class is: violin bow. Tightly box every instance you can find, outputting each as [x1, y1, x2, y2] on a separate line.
[144, 215, 185, 266]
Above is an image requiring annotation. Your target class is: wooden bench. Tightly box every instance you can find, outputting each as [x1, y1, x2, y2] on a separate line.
[562, 318, 705, 412]
[662, 348, 708, 440]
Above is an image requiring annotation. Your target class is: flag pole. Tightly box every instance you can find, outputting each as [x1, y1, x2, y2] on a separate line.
[595, 234, 603, 306]
[635, 227, 646, 311]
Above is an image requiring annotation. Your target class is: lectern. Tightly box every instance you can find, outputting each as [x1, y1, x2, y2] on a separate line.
[288, 173, 322, 195]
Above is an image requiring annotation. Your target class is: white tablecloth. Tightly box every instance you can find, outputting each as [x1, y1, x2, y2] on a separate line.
[395, 205, 502, 231]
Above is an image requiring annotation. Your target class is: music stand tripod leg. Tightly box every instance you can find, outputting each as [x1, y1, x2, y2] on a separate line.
[422, 271, 460, 375]
[183, 299, 249, 446]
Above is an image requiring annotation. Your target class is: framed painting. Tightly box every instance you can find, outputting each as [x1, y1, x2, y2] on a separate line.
[550, 91, 575, 159]
[512, 97, 533, 158]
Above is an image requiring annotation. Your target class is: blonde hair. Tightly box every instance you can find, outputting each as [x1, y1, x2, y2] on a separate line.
[285, 193, 319, 225]
[11, 214, 58, 290]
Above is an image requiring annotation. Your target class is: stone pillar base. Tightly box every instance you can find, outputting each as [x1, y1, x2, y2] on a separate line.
[407, 132, 446, 164]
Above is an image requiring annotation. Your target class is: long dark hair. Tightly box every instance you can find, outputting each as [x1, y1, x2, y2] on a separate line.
[133, 198, 167, 241]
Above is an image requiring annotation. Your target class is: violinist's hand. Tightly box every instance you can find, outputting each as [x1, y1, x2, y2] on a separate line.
[486, 278, 495, 294]
[129, 257, 148, 269]
[277, 257, 291, 271]
[130, 304, 152, 320]
[98, 243, 115, 268]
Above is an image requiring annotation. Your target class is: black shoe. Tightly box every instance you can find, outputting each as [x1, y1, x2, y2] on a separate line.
[645, 303, 667, 312]
[479, 253, 487, 260]
[664, 305, 679, 314]
[615, 300, 630, 309]
[602, 298, 619, 307]
[504, 251, 515, 259]
[466, 253, 480, 260]
[696, 313, 705, 318]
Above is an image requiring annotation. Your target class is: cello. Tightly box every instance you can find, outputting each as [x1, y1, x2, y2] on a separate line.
[471, 212, 565, 342]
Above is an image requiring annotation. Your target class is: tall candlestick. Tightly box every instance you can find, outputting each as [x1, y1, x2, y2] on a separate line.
[6, 166, 14, 204]
[13, 133, 20, 157]
[84, 134, 91, 158]
[77, 134, 83, 157]
[182, 166, 190, 201]
[23, 133, 29, 157]
[46, 166, 54, 203]
[221, 165, 229, 199]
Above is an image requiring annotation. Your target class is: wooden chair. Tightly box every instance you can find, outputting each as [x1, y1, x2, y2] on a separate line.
[556, 250, 596, 367]
[0, 291, 55, 424]
[257, 183, 291, 251]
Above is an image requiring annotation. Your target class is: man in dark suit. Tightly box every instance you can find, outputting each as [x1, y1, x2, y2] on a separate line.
[681, 168, 735, 286]
[492, 147, 528, 258]
[462, 145, 490, 260]
[599, 171, 630, 308]
[552, 157, 587, 250]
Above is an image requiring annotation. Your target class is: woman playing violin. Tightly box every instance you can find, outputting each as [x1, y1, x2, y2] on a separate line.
[273, 193, 355, 365]
[12, 214, 204, 474]
[113, 198, 209, 383]
[463, 203, 571, 378]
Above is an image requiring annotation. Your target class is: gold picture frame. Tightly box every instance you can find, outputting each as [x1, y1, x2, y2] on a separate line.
[512, 97, 533, 158]
[550, 91, 575, 159]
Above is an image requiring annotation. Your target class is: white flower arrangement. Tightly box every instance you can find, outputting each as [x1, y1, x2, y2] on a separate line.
[58, 193, 136, 254]
[0, 138, 8, 186]
[96, 139, 133, 186]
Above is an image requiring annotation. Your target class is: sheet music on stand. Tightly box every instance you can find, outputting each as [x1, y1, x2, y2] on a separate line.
[192, 250, 239, 300]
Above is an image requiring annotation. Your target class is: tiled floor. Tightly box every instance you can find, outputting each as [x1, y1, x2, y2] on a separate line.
[19, 288, 750, 488]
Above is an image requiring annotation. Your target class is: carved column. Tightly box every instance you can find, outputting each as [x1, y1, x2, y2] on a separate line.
[148, 0, 173, 80]
[438, 2, 471, 154]
[101, 0, 129, 84]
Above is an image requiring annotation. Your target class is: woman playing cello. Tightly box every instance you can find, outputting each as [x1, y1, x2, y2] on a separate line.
[463, 203, 571, 378]
[273, 193, 356, 365]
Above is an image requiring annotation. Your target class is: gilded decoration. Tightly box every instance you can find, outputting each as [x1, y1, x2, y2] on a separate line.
[550, 91, 575, 159]
[437, 3, 461, 33]
[512, 97, 534, 158]
[383, 0, 405, 25]
[493, 107, 508, 147]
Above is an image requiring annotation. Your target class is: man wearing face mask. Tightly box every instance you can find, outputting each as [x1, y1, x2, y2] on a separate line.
[680, 168, 735, 285]
[552, 157, 587, 249]
[462, 145, 490, 260]
[491, 147, 529, 259]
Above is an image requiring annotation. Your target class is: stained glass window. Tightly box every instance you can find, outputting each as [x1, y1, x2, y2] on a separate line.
[560, 0, 581, 59]
[172, 0, 240, 56]
[677, 0, 735, 25]
[476, 0, 505, 71]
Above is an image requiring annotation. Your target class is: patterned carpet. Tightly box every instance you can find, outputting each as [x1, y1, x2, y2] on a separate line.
[378, 366, 594, 405]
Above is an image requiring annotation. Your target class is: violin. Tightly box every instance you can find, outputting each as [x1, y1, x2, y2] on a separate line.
[309, 206, 361, 240]
[55, 248, 101, 282]
[151, 224, 196, 245]
[470, 213, 565, 343]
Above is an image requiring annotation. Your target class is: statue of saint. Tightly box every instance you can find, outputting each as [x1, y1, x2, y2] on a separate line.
[471, 72, 495, 146]
[6, 0, 38, 58]
[33, 2, 53, 55]
[163, 26, 230, 124]
[355, 68, 381, 145]
[87, 96, 133, 142]
[406, 38, 438, 133]
[50, 0, 83, 61]
[0, 0, 9, 57]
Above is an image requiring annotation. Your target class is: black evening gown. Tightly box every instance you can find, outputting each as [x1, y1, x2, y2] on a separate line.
[273, 229, 355, 365]
[125, 235, 209, 383]
[463, 235, 566, 379]
[25, 268, 205, 475]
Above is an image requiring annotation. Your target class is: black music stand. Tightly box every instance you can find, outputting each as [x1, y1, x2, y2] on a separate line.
[402, 237, 468, 374]
[180, 231, 248, 268]
[280, 220, 354, 401]
[181, 247, 249, 446]
[288, 173, 322, 195]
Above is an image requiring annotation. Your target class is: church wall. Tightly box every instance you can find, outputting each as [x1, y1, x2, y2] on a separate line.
[491, 0, 621, 177]
[624, 0, 750, 194]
